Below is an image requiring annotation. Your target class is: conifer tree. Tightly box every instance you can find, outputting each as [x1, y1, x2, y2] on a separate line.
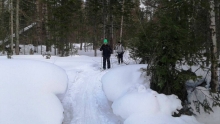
[129, 0, 212, 99]
[45, 0, 82, 56]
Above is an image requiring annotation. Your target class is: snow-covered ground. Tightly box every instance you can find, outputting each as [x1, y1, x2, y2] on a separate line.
[0, 46, 219, 124]
[0, 59, 67, 124]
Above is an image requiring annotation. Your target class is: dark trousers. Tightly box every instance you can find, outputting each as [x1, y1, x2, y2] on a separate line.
[103, 56, 110, 69]
[118, 53, 123, 64]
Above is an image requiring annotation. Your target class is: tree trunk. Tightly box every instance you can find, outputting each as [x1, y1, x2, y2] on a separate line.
[1, 0, 5, 54]
[10, 0, 13, 52]
[111, 14, 114, 52]
[36, 0, 42, 54]
[15, 0, 19, 55]
[102, 0, 106, 39]
[119, 0, 125, 43]
[43, 3, 49, 52]
[210, 0, 219, 92]
[94, 15, 97, 56]
[107, 0, 113, 50]
[215, 0, 220, 58]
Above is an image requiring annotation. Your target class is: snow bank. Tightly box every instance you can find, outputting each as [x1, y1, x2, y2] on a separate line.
[181, 65, 211, 87]
[189, 87, 220, 124]
[0, 59, 68, 124]
[124, 113, 200, 124]
[102, 64, 148, 101]
[102, 64, 202, 124]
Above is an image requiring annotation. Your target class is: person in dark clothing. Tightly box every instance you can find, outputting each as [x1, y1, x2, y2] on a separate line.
[115, 42, 124, 64]
[100, 39, 112, 69]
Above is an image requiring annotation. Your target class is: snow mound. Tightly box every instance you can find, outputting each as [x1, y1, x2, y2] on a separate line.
[0, 59, 68, 124]
[102, 64, 201, 124]
[102, 64, 148, 101]
[124, 113, 201, 124]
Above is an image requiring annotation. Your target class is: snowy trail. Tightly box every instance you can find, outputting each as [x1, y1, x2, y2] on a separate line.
[59, 58, 122, 124]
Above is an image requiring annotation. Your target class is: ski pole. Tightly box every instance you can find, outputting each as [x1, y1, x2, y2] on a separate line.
[101, 56, 102, 69]
[111, 57, 113, 68]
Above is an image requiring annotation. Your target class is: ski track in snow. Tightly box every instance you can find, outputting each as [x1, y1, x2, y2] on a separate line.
[61, 60, 122, 124]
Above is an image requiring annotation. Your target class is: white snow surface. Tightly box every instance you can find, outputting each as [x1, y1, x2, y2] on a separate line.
[0, 59, 68, 124]
[0, 48, 219, 124]
[102, 65, 200, 124]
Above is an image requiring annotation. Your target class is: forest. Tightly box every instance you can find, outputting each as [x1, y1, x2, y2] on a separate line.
[0, 0, 220, 115]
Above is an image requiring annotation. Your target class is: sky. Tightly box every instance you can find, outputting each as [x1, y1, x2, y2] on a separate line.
[0, 45, 219, 124]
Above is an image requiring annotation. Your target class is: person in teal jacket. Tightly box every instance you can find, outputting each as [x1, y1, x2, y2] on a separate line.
[100, 39, 112, 69]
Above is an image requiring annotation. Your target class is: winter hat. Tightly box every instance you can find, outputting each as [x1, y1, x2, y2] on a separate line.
[104, 39, 108, 43]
